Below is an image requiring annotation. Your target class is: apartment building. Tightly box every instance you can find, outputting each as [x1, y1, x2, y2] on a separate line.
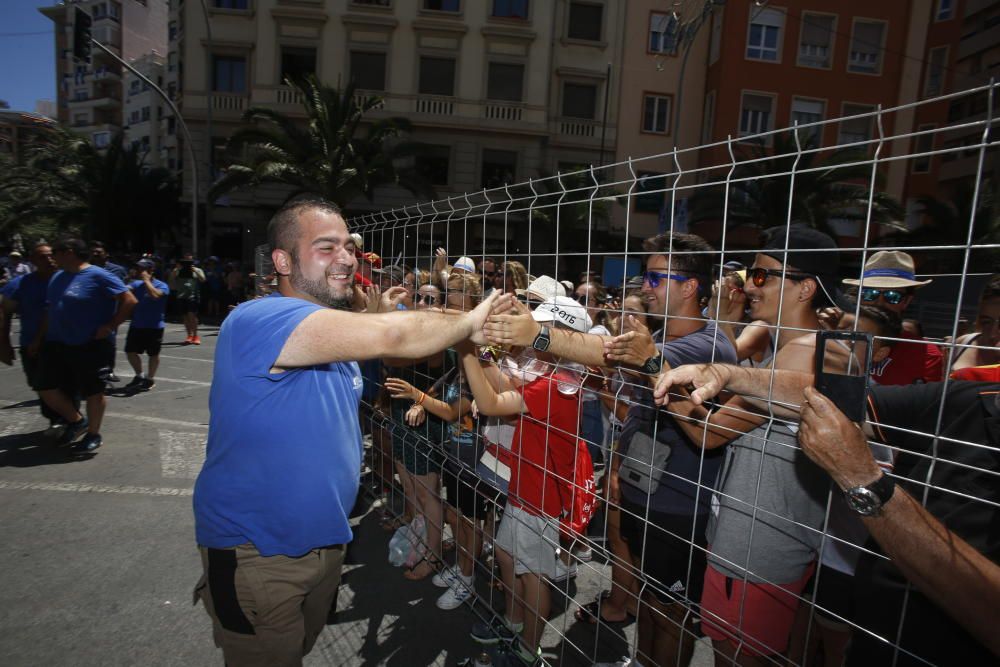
[0, 111, 57, 163]
[169, 0, 625, 258]
[40, 0, 167, 155]
[123, 53, 167, 162]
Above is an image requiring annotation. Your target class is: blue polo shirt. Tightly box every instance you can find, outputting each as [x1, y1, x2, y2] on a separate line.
[1, 272, 49, 347]
[46, 266, 127, 345]
[194, 293, 364, 557]
[128, 279, 170, 329]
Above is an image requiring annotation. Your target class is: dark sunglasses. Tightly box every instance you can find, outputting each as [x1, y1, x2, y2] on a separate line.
[415, 293, 438, 305]
[747, 267, 813, 287]
[643, 270, 690, 289]
[861, 287, 906, 305]
[482, 270, 497, 277]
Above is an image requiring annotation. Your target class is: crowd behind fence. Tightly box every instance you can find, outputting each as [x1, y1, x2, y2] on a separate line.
[344, 82, 1000, 667]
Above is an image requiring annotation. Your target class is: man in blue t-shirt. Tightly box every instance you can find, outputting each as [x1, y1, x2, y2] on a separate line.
[124, 259, 169, 391]
[192, 197, 497, 666]
[36, 237, 136, 454]
[0, 242, 66, 428]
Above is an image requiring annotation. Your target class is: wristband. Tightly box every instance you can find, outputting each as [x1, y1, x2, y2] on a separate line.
[416, 391, 426, 406]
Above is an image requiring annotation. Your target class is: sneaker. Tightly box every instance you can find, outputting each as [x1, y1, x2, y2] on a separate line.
[436, 576, 474, 610]
[43, 422, 66, 439]
[72, 433, 102, 453]
[574, 546, 593, 563]
[432, 564, 460, 589]
[59, 416, 89, 444]
[192, 336, 202, 345]
[106, 371, 121, 384]
[470, 617, 522, 645]
[125, 375, 145, 389]
[550, 558, 578, 583]
[140, 378, 156, 391]
[184, 335, 194, 344]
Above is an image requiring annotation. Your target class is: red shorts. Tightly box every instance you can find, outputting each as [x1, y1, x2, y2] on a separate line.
[700, 561, 815, 657]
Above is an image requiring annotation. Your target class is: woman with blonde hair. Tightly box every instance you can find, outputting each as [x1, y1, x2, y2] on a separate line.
[500, 260, 529, 294]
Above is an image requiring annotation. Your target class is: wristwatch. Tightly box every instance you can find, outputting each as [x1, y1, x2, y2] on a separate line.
[532, 325, 551, 352]
[641, 355, 662, 375]
[844, 473, 896, 516]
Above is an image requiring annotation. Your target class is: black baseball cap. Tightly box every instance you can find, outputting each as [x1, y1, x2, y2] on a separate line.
[760, 224, 840, 279]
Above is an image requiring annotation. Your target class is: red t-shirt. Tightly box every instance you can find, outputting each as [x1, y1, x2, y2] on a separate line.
[871, 330, 943, 385]
[507, 372, 582, 519]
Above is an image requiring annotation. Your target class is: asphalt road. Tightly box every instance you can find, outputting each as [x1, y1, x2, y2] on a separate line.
[0, 320, 715, 666]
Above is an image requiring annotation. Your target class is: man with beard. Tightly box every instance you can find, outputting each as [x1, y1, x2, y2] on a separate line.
[192, 197, 497, 666]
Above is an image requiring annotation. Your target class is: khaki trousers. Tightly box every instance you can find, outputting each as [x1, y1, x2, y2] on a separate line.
[194, 542, 345, 666]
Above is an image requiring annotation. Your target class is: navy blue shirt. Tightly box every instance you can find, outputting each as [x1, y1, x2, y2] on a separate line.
[46, 267, 127, 345]
[194, 294, 364, 557]
[1, 272, 49, 347]
[99, 261, 128, 281]
[619, 322, 737, 515]
[128, 278, 170, 329]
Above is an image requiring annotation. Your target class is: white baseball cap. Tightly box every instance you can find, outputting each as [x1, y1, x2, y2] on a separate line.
[452, 256, 476, 273]
[531, 295, 592, 333]
[516, 275, 567, 301]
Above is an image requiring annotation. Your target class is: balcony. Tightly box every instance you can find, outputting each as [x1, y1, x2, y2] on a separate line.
[211, 93, 248, 113]
[483, 102, 523, 122]
[558, 118, 598, 138]
[415, 95, 454, 116]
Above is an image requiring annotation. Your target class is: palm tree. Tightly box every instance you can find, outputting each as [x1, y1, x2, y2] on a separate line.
[209, 77, 431, 207]
[1, 127, 178, 249]
[689, 133, 905, 242]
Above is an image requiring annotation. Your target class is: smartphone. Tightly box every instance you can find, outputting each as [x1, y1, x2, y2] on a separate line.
[814, 329, 872, 422]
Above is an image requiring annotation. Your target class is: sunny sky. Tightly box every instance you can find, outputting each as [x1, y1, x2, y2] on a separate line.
[0, 0, 60, 113]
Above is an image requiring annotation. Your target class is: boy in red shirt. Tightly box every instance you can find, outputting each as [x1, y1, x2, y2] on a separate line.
[460, 295, 592, 665]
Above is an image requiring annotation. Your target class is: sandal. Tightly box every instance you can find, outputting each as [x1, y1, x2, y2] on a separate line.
[573, 590, 632, 625]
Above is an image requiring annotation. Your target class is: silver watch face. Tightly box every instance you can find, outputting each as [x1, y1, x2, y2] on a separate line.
[845, 487, 882, 516]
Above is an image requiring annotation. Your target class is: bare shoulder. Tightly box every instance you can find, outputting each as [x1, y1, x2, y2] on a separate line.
[772, 333, 818, 373]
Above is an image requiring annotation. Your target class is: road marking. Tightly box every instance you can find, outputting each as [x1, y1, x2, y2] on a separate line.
[147, 376, 211, 386]
[0, 480, 192, 497]
[0, 401, 210, 431]
[158, 429, 206, 479]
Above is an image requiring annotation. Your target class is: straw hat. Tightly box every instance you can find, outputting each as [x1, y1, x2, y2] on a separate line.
[842, 251, 932, 289]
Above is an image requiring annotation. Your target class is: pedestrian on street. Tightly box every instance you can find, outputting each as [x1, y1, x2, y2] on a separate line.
[192, 197, 497, 666]
[124, 259, 169, 390]
[36, 237, 137, 454]
[170, 254, 206, 344]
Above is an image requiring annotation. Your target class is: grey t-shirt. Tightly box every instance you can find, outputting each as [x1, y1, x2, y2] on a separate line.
[706, 421, 830, 584]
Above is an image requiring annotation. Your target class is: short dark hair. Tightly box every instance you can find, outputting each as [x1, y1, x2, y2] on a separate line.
[91, 240, 107, 251]
[643, 231, 715, 288]
[267, 196, 343, 254]
[52, 236, 90, 260]
[858, 304, 903, 340]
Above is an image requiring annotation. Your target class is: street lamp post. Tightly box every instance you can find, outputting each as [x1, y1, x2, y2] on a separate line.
[90, 38, 199, 256]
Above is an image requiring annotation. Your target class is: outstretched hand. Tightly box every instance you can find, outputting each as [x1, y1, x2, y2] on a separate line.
[384, 377, 419, 401]
[380, 286, 408, 312]
[466, 291, 502, 346]
[652, 363, 733, 407]
[604, 315, 656, 367]
[799, 386, 881, 490]
[484, 295, 538, 346]
[433, 247, 448, 275]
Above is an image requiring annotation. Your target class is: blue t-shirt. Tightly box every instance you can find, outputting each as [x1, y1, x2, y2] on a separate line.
[46, 267, 127, 345]
[619, 321, 738, 515]
[1, 272, 49, 348]
[193, 294, 364, 557]
[128, 278, 170, 329]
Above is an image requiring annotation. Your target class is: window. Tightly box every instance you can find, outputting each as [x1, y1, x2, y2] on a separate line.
[798, 13, 834, 68]
[130, 80, 141, 94]
[492, 0, 528, 19]
[130, 109, 140, 123]
[924, 46, 948, 97]
[709, 7, 723, 64]
[642, 93, 671, 134]
[562, 82, 598, 119]
[486, 62, 524, 102]
[948, 99, 964, 122]
[746, 8, 784, 62]
[213, 0, 249, 8]
[416, 145, 451, 186]
[936, 0, 954, 21]
[73, 113, 88, 126]
[168, 52, 178, 72]
[848, 20, 886, 74]
[281, 47, 317, 83]
[419, 57, 456, 96]
[424, 0, 460, 11]
[169, 21, 177, 40]
[481, 149, 517, 189]
[93, 131, 110, 148]
[838, 103, 875, 145]
[702, 90, 716, 144]
[567, 2, 602, 41]
[912, 124, 935, 173]
[350, 51, 387, 91]
[635, 171, 666, 213]
[141, 105, 151, 121]
[354, 0, 391, 5]
[212, 55, 247, 93]
[109, 1, 121, 19]
[739, 92, 774, 136]
[791, 97, 824, 144]
[649, 12, 678, 55]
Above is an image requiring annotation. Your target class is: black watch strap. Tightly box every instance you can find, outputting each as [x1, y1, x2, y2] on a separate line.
[532, 325, 551, 352]
[641, 355, 662, 374]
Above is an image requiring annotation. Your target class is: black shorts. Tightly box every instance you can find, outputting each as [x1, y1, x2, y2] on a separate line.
[19, 347, 45, 391]
[125, 327, 164, 356]
[179, 299, 199, 314]
[809, 564, 855, 627]
[619, 495, 709, 606]
[37, 339, 113, 398]
[442, 464, 493, 522]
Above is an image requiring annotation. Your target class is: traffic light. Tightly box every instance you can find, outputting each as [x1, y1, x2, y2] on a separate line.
[73, 7, 93, 64]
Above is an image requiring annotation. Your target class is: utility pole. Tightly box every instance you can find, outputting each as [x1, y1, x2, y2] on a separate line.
[89, 39, 200, 256]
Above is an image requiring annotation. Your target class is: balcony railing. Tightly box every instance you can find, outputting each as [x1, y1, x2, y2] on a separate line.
[211, 93, 248, 112]
[483, 102, 523, 122]
[415, 96, 454, 115]
[276, 86, 304, 106]
[558, 118, 598, 137]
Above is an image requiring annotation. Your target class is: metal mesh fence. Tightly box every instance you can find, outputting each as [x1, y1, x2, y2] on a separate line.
[349, 81, 999, 667]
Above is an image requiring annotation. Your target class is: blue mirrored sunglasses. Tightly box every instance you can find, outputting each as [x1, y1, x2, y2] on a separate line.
[643, 270, 690, 289]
